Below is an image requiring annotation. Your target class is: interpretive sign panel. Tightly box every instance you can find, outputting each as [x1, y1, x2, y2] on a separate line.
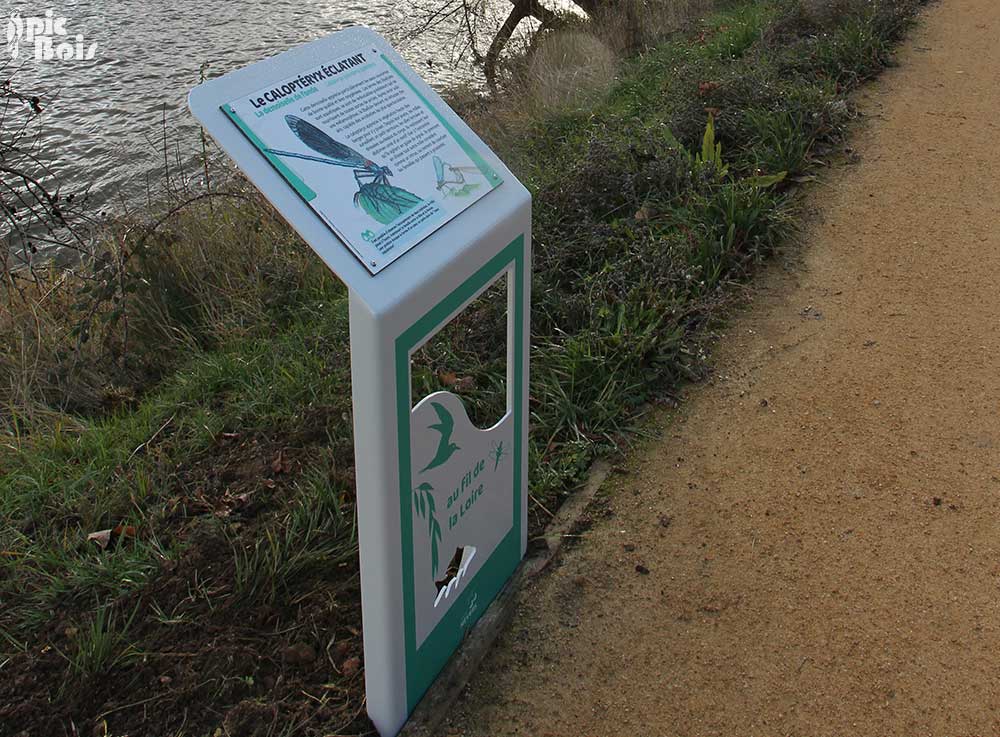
[189, 27, 531, 737]
[222, 48, 502, 274]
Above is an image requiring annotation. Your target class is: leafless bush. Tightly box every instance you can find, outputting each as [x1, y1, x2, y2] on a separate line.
[0, 61, 98, 278]
[795, 0, 871, 27]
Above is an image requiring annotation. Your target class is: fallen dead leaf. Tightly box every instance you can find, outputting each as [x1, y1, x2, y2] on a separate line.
[271, 451, 289, 475]
[453, 376, 476, 392]
[282, 642, 317, 666]
[87, 524, 137, 551]
[332, 640, 351, 661]
[341, 656, 361, 678]
[87, 529, 113, 550]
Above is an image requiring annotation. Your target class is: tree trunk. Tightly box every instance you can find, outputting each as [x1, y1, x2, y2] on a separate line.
[484, 0, 566, 94]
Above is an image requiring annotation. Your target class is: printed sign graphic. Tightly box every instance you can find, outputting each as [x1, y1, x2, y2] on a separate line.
[188, 29, 531, 734]
[408, 391, 514, 647]
[389, 238, 527, 717]
[222, 48, 502, 274]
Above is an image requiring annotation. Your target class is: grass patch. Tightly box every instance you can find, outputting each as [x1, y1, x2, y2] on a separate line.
[231, 469, 357, 606]
[0, 0, 928, 733]
[59, 601, 140, 678]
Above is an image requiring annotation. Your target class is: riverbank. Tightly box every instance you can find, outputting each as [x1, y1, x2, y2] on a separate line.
[0, 1, 928, 734]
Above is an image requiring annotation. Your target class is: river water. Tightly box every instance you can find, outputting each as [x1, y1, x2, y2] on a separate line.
[6, 0, 501, 212]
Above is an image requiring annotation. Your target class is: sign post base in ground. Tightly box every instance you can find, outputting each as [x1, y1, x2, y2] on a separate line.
[189, 26, 530, 736]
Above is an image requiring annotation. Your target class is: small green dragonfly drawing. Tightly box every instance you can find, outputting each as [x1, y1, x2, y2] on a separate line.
[490, 439, 509, 471]
[432, 155, 481, 198]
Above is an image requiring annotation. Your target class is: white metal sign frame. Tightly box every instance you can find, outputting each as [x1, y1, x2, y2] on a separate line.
[189, 26, 531, 737]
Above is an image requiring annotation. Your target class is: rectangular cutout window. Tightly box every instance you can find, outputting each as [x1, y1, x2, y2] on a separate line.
[409, 269, 511, 430]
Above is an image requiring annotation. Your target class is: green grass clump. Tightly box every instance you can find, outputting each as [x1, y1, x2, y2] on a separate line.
[231, 470, 357, 605]
[60, 602, 140, 678]
[0, 0, 928, 733]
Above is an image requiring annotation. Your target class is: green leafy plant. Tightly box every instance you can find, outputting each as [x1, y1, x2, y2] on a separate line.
[697, 113, 788, 188]
[696, 114, 730, 180]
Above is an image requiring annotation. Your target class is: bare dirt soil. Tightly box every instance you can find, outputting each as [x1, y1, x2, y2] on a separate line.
[0, 432, 372, 737]
[445, 1, 1000, 734]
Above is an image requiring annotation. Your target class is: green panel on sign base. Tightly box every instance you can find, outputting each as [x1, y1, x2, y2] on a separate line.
[394, 234, 525, 710]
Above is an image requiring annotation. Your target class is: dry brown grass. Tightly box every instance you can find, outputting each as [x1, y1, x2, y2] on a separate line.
[0, 183, 330, 431]
[525, 30, 618, 113]
[589, 0, 715, 53]
[1, 272, 106, 426]
[795, 0, 872, 26]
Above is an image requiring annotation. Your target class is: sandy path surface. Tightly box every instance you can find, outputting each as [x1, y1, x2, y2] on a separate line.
[444, 2, 1000, 735]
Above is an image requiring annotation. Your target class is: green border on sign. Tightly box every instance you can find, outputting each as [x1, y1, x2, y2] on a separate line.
[394, 235, 525, 711]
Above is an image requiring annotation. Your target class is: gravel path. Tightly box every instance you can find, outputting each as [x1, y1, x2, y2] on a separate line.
[445, 2, 1000, 734]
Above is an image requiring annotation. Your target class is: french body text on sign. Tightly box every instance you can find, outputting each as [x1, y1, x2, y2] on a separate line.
[222, 48, 502, 274]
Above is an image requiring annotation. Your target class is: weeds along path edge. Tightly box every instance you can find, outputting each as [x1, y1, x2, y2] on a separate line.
[446, 0, 1000, 734]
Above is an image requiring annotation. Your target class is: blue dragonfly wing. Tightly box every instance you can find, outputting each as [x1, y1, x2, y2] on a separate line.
[285, 115, 369, 168]
[433, 155, 445, 186]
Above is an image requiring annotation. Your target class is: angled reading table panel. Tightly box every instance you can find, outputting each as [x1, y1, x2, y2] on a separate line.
[188, 26, 530, 319]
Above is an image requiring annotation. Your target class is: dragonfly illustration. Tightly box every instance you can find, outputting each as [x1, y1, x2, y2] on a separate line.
[266, 115, 422, 225]
[432, 155, 481, 197]
[490, 439, 509, 471]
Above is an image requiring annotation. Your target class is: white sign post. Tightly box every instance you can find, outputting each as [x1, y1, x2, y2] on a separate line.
[189, 27, 530, 737]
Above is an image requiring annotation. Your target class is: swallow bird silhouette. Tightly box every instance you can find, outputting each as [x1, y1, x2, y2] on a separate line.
[420, 402, 460, 473]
